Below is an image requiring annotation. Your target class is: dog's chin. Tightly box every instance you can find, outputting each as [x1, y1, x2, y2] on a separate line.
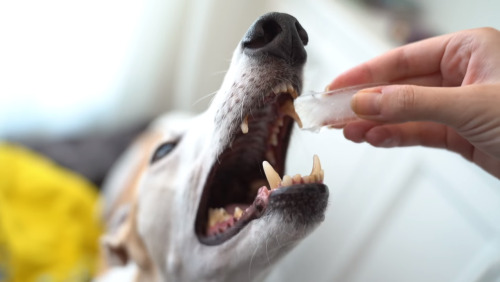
[194, 85, 329, 246]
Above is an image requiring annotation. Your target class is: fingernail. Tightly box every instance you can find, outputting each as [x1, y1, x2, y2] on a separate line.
[351, 90, 382, 116]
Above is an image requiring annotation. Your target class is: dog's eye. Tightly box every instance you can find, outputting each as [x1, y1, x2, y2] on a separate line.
[151, 141, 177, 163]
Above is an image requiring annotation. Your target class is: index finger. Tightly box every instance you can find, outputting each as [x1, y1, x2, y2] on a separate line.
[328, 32, 455, 90]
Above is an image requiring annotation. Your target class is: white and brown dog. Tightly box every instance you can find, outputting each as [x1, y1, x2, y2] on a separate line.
[98, 12, 329, 282]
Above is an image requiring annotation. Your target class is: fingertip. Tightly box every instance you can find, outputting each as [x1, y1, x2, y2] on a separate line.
[326, 66, 374, 91]
[365, 126, 398, 147]
[343, 121, 380, 143]
[343, 125, 365, 143]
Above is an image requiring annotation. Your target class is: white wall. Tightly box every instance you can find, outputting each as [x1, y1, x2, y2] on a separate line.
[417, 0, 500, 33]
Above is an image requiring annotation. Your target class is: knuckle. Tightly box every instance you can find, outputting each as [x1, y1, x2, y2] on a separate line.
[467, 27, 500, 43]
[394, 85, 417, 113]
[475, 27, 500, 37]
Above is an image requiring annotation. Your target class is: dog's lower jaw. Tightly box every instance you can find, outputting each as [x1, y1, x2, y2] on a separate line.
[174, 210, 325, 282]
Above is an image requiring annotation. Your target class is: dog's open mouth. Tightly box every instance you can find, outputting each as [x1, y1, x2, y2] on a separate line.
[195, 83, 326, 245]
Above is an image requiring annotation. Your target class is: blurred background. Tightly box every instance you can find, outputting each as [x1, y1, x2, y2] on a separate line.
[1, 0, 500, 281]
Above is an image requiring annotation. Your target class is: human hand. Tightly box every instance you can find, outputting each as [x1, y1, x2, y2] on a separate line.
[326, 27, 500, 178]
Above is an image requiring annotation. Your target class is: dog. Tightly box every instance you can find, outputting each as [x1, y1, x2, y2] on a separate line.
[98, 12, 329, 282]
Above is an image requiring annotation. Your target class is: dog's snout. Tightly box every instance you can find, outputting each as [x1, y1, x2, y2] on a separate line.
[242, 12, 308, 65]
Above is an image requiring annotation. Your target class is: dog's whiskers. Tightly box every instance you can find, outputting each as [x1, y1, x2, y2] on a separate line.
[192, 90, 218, 106]
[248, 241, 261, 280]
[265, 235, 271, 266]
[239, 95, 248, 124]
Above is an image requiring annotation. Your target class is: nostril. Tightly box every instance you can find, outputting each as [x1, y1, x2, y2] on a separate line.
[243, 19, 282, 49]
[295, 22, 308, 46]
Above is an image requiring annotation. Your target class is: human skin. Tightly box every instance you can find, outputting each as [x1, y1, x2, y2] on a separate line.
[326, 27, 500, 179]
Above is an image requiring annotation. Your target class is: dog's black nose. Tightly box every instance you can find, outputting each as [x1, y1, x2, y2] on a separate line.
[242, 12, 308, 66]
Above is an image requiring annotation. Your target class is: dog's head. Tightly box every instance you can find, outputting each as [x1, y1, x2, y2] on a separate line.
[102, 12, 329, 282]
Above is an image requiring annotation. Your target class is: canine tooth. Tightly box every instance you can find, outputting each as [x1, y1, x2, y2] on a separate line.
[240, 115, 249, 134]
[281, 175, 292, 187]
[311, 174, 319, 182]
[263, 161, 281, 189]
[293, 174, 302, 184]
[234, 207, 243, 220]
[310, 155, 322, 177]
[280, 99, 303, 128]
[320, 170, 324, 182]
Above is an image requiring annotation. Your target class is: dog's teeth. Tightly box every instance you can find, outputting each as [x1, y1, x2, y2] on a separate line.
[263, 161, 281, 190]
[277, 118, 284, 127]
[272, 85, 281, 95]
[308, 154, 324, 183]
[234, 207, 243, 220]
[208, 208, 231, 227]
[310, 155, 322, 176]
[281, 175, 292, 187]
[280, 99, 303, 128]
[302, 175, 311, 183]
[240, 115, 249, 134]
[287, 85, 298, 99]
[270, 133, 278, 146]
[280, 84, 287, 93]
[293, 174, 302, 184]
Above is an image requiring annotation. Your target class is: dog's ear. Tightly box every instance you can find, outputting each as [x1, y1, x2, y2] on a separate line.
[101, 130, 163, 268]
[101, 210, 131, 266]
[101, 202, 152, 270]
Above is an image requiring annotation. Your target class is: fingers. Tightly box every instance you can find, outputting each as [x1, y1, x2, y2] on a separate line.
[344, 121, 450, 147]
[343, 121, 473, 157]
[328, 28, 500, 91]
[350, 84, 478, 130]
[346, 83, 500, 159]
[327, 32, 456, 90]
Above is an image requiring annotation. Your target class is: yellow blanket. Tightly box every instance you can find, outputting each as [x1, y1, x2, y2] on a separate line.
[0, 143, 102, 282]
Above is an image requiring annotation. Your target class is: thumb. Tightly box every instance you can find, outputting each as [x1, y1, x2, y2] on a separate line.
[351, 84, 478, 128]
